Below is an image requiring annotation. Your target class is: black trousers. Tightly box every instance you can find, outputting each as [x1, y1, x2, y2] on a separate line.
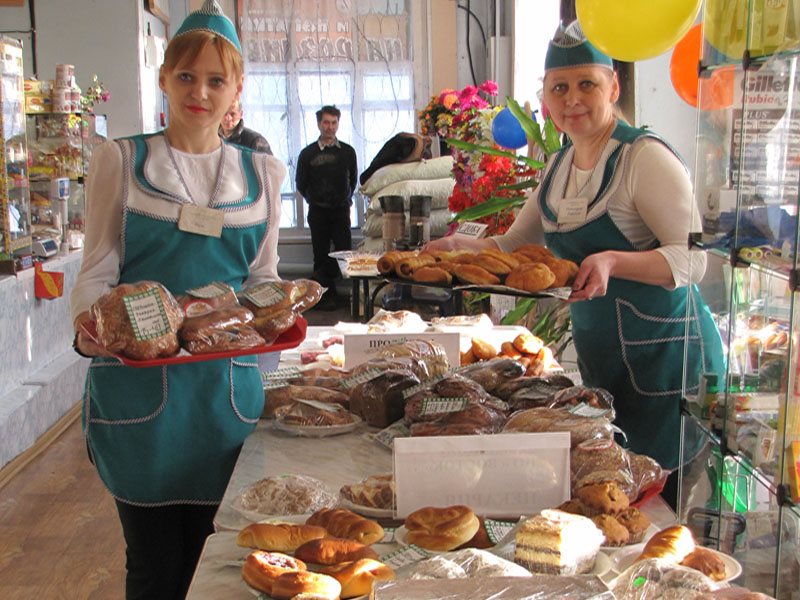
[114, 501, 217, 600]
[306, 204, 351, 289]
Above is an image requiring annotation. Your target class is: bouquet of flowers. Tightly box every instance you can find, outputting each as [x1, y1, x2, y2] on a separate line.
[418, 88, 458, 137]
[80, 74, 111, 113]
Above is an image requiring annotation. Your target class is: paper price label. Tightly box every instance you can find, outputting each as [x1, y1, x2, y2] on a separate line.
[419, 397, 469, 416]
[484, 518, 516, 545]
[341, 368, 383, 389]
[402, 373, 447, 399]
[568, 403, 612, 418]
[263, 380, 290, 390]
[262, 367, 301, 382]
[123, 288, 171, 341]
[454, 221, 488, 238]
[380, 545, 431, 569]
[186, 281, 231, 299]
[370, 420, 410, 449]
[297, 399, 342, 413]
[240, 282, 286, 308]
[382, 527, 396, 544]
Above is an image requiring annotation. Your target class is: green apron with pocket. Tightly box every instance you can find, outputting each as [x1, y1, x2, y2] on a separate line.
[539, 122, 724, 469]
[83, 133, 270, 505]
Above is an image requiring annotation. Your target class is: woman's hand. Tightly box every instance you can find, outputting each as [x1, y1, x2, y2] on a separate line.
[568, 252, 615, 302]
[74, 312, 113, 358]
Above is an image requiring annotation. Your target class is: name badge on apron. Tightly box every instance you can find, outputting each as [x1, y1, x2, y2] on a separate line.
[557, 197, 588, 226]
[178, 205, 225, 238]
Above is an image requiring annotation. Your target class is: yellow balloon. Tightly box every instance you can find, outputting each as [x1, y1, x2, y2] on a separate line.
[576, 0, 702, 62]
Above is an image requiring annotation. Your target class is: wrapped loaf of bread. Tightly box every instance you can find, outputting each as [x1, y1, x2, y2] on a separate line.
[179, 305, 265, 354]
[239, 279, 322, 342]
[91, 281, 184, 360]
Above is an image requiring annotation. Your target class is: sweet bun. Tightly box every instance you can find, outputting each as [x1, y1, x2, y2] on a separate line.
[404, 505, 480, 551]
[241, 551, 307, 595]
[471, 337, 498, 361]
[306, 507, 385, 545]
[512, 332, 544, 355]
[455, 516, 494, 550]
[412, 266, 453, 285]
[637, 525, 696, 564]
[270, 570, 342, 600]
[479, 248, 520, 269]
[452, 264, 501, 286]
[293, 537, 379, 565]
[236, 523, 328, 553]
[615, 507, 651, 543]
[542, 256, 579, 287]
[680, 547, 726, 581]
[575, 480, 630, 515]
[320, 558, 396, 598]
[514, 244, 553, 261]
[591, 514, 630, 546]
[505, 263, 556, 293]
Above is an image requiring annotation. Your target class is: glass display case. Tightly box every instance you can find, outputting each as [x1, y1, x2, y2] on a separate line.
[0, 36, 31, 256]
[680, 2, 800, 597]
[25, 112, 107, 233]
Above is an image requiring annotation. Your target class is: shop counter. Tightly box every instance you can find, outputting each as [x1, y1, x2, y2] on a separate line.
[188, 420, 677, 599]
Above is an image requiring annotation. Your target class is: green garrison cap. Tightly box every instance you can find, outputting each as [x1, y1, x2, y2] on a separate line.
[174, 0, 241, 54]
[545, 21, 613, 71]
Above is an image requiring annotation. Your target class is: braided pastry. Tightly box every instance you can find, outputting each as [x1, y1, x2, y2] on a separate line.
[306, 507, 385, 545]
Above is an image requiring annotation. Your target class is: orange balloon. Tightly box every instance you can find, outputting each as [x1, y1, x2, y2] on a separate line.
[670, 24, 734, 110]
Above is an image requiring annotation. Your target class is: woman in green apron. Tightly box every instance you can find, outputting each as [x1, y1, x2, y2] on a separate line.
[429, 23, 724, 494]
[70, 3, 284, 598]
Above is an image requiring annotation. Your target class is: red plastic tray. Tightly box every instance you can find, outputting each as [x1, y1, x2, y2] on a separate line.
[108, 316, 307, 368]
[631, 474, 668, 508]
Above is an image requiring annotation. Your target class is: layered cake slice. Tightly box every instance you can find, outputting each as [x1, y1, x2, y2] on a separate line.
[514, 509, 604, 575]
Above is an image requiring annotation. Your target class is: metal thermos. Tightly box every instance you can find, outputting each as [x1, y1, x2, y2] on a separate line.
[380, 195, 405, 251]
[409, 195, 432, 247]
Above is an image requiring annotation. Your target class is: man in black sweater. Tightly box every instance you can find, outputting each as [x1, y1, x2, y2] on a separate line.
[220, 99, 272, 153]
[295, 105, 358, 309]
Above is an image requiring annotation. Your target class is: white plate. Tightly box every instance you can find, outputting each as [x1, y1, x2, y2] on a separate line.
[601, 523, 659, 551]
[611, 545, 742, 582]
[272, 415, 362, 438]
[339, 497, 394, 519]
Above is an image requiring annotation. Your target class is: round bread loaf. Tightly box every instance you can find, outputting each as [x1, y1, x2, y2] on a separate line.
[404, 505, 480, 551]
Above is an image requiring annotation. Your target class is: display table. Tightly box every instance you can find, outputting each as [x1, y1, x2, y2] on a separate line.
[187, 420, 677, 598]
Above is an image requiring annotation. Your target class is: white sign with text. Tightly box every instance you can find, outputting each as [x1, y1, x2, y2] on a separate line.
[393, 432, 570, 518]
[342, 332, 460, 369]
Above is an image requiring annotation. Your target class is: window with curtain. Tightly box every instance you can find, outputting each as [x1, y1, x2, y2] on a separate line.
[239, 0, 415, 230]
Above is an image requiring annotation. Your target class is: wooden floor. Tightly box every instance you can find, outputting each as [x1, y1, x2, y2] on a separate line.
[0, 414, 126, 600]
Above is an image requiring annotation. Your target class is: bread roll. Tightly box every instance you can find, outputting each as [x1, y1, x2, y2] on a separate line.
[320, 558, 396, 598]
[404, 505, 480, 551]
[270, 570, 342, 600]
[541, 256, 579, 287]
[479, 248, 520, 269]
[636, 525, 695, 563]
[236, 523, 328, 552]
[412, 266, 453, 285]
[241, 550, 306, 595]
[680, 547, 726, 581]
[396, 254, 436, 279]
[293, 537, 379, 565]
[471, 337, 497, 361]
[514, 243, 553, 261]
[452, 264, 500, 286]
[306, 508, 385, 545]
[505, 263, 556, 293]
[512, 332, 544, 355]
[471, 254, 514, 276]
[377, 251, 415, 275]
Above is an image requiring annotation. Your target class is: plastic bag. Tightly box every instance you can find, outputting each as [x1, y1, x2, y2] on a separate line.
[91, 281, 184, 360]
[457, 358, 526, 393]
[571, 438, 636, 499]
[179, 305, 265, 354]
[550, 386, 615, 420]
[273, 401, 358, 427]
[233, 474, 338, 518]
[376, 340, 450, 379]
[239, 279, 323, 343]
[403, 548, 530, 579]
[263, 384, 349, 418]
[349, 368, 421, 428]
[176, 281, 239, 317]
[367, 308, 428, 333]
[503, 407, 613, 447]
[609, 558, 722, 600]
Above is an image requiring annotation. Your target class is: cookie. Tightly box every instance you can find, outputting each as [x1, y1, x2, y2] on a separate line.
[575, 480, 630, 515]
[591, 514, 630, 546]
[615, 507, 651, 543]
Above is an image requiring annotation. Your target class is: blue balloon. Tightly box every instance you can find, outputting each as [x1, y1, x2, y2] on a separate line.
[492, 107, 527, 150]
